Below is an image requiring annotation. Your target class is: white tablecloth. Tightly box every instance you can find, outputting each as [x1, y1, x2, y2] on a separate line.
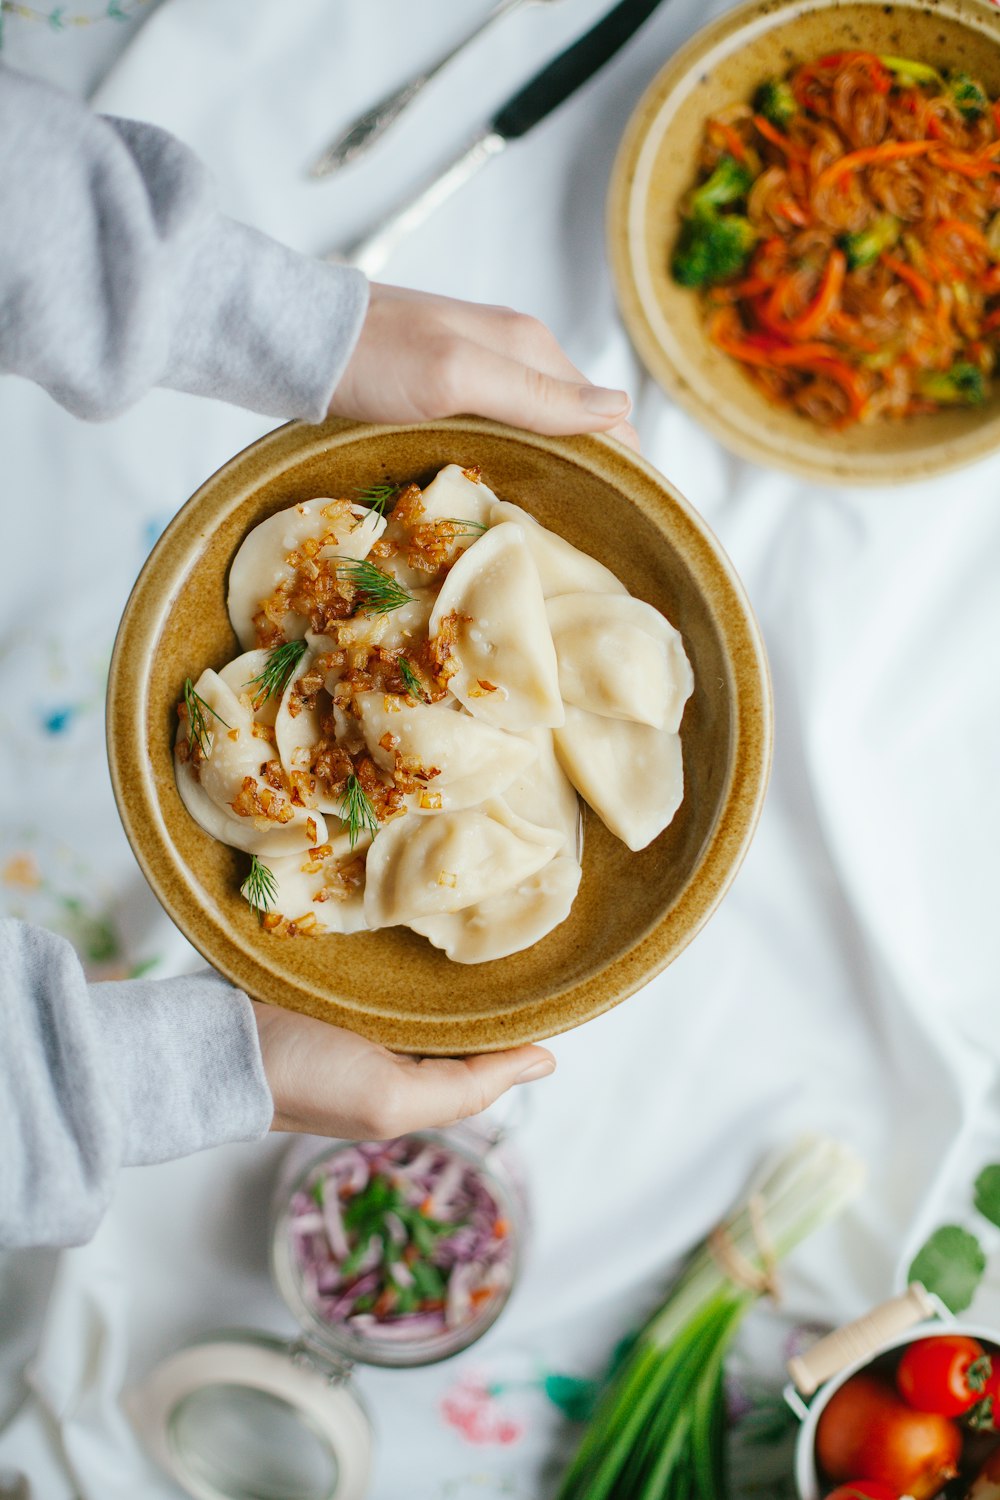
[1, 3, 999, 1497]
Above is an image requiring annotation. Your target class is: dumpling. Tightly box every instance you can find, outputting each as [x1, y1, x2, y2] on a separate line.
[228, 498, 386, 649]
[553, 705, 684, 853]
[333, 591, 433, 655]
[364, 800, 563, 928]
[501, 727, 581, 852]
[546, 593, 694, 731]
[218, 649, 281, 729]
[428, 523, 563, 731]
[273, 647, 347, 815]
[175, 670, 326, 856]
[410, 854, 582, 963]
[259, 834, 368, 934]
[354, 691, 537, 811]
[381, 465, 498, 590]
[489, 500, 627, 598]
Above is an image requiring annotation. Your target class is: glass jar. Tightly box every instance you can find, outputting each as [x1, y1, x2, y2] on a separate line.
[127, 1120, 527, 1500]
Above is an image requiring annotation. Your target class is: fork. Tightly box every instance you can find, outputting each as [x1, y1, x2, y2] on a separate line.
[308, 0, 566, 178]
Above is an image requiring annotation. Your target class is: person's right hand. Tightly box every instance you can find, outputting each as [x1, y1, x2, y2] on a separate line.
[329, 283, 639, 449]
[252, 1000, 555, 1140]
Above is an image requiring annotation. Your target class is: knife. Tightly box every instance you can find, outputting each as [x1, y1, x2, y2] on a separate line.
[329, 0, 667, 277]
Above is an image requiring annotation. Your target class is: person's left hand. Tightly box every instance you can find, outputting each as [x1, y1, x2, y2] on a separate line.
[252, 1000, 555, 1139]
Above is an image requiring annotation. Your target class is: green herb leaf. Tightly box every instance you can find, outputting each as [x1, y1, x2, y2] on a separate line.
[974, 1164, 1000, 1228]
[310, 1178, 325, 1207]
[240, 854, 278, 922]
[183, 676, 229, 755]
[242, 637, 308, 707]
[355, 482, 399, 518]
[333, 558, 414, 615]
[438, 517, 487, 536]
[908, 1225, 986, 1313]
[339, 772, 379, 850]
[398, 657, 430, 703]
[411, 1260, 446, 1301]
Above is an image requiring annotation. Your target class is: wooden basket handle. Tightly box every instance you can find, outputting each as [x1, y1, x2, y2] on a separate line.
[787, 1283, 938, 1397]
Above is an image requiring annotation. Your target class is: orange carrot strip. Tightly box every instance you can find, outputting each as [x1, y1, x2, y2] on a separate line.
[883, 253, 935, 308]
[784, 250, 847, 338]
[817, 138, 937, 189]
[753, 114, 810, 162]
[716, 121, 750, 164]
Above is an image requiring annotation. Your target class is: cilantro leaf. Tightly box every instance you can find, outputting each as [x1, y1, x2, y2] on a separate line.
[908, 1224, 986, 1313]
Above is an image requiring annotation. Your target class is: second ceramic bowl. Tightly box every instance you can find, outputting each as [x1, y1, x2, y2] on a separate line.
[107, 417, 771, 1054]
[609, 0, 1000, 485]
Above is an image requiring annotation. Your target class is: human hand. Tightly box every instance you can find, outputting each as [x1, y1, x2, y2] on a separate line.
[251, 1000, 555, 1139]
[330, 283, 639, 449]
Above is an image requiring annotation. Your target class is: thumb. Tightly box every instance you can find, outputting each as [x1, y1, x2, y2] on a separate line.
[441, 343, 631, 436]
[385, 1045, 556, 1133]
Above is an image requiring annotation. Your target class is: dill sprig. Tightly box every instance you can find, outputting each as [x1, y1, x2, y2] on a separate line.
[439, 517, 487, 536]
[333, 558, 414, 615]
[355, 481, 399, 518]
[242, 638, 308, 708]
[340, 773, 379, 849]
[240, 854, 278, 922]
[398, 657, 430, 703]
[182, 677, 229, 755]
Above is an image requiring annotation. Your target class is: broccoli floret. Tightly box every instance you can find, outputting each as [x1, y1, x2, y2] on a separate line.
[879, 55, 943, 88]
[948, 71, 989, 122]
[916, 361, 987, 406]
[753, 78, 797, 130]
[671, 213, 757, 288]
[689, 154, 754, 215]
[839, 214, 901, 270]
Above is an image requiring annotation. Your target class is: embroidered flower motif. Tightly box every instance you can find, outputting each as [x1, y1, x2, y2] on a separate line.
[440, 1372, 524, 1446]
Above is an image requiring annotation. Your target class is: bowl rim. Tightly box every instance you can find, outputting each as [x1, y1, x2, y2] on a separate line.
[607, 0, 1000, 487]
[106, 416, 773, 1054]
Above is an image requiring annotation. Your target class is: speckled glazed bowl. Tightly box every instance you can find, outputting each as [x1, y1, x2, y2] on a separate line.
[107, 418, 771, 1055]
[608, 0, 1000, 485]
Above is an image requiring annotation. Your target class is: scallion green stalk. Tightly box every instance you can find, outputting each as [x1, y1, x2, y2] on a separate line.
[555, 1137, 864, 1500]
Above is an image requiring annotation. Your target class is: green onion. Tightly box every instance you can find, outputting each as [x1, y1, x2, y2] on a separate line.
[555, 1137, 864, 1500]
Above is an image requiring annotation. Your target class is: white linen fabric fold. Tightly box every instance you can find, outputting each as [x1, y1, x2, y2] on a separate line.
[1, 1, 998, 1497]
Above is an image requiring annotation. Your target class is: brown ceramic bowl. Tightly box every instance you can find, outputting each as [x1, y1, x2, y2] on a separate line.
[608, 0, 1000, 485]
[107, 417, 771, 1054]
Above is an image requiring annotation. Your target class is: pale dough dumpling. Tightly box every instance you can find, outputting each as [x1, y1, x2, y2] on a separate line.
[364, 800, 563, 928]
[175, 670, 326, 856]
[355, 692, 537, 811]
[218, 650, 281, 728]
[546, 593, 694, 731]
[410, 854, 582, 963]
[428, 523, 563, 732]
[228, 499, 386, 649]
[553, 705, 684, 853]
[489, 500, 627, 598]
[334, 592, 433, 655]
[501, 727, 581, 852]
[273, 648, 346, 815]
[381, 465, 498, 590]
[263, 834, 368, 934]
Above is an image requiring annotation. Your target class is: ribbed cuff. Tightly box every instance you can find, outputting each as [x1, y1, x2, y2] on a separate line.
[89, 970, 274, 1166]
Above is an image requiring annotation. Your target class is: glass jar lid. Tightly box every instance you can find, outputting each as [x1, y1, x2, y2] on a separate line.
[125, 1331, 371, 1500]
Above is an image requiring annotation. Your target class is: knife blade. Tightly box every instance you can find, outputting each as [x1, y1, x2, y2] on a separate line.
[331, 0, 668, 276]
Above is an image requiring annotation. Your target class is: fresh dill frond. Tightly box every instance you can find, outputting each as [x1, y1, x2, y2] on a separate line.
[182, 677, 229, 755]
[339, 773, 380, 849]
[242, 637, 308, 707]
[438, 517, 488, 536]
[240, 854, 278, 922]
[333, 558, 414, 615]
[355, 481, 399, 518]
[398, 657, 430, 703]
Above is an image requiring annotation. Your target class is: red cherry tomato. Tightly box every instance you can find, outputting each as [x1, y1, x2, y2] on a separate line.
[897, 1335, 991, 1416]
[826, 1485, 902, 1500]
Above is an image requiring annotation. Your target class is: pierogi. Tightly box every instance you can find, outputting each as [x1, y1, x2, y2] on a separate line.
[174, 464, 694, 962]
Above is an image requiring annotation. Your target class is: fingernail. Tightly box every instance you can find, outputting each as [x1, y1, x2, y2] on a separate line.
[515, 1058, 556, 1085]
[580, 386, 630, 417]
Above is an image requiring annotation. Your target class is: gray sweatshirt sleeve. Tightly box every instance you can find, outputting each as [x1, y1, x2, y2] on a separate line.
[0, 62, 369, 420]
[0, 920, 274, 1249]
